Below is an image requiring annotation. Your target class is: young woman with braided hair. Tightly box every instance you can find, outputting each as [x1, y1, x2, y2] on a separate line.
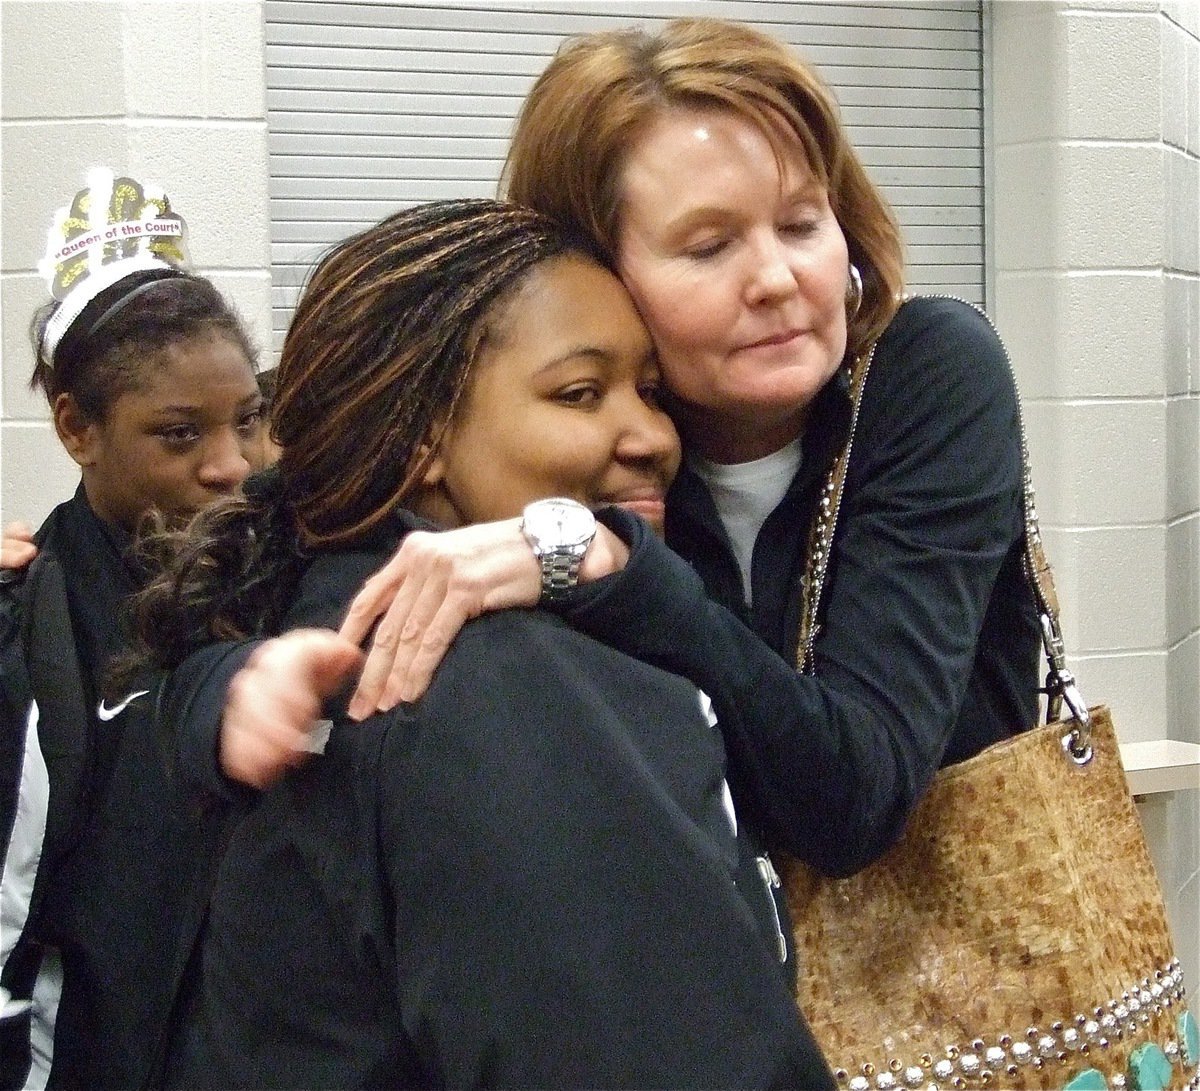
[127, 198, 830, 1089]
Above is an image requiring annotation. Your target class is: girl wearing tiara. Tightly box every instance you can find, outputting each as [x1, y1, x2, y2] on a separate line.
[0, 169, 266, 1090]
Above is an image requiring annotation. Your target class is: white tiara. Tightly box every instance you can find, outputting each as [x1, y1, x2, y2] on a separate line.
[38, 167, 189, 363]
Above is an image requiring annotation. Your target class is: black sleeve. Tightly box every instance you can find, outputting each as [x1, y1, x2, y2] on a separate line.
[159, 641, 261, 804]
[555, 300, 1025, 876]
[0, 577, 31, 855]
[376, 611, 831, 1090]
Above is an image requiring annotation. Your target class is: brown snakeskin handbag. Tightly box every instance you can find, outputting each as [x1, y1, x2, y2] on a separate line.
[783, 314, 1198, 1091]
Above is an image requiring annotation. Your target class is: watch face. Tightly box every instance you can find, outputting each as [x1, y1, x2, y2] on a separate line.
[524, 498, 596, 549]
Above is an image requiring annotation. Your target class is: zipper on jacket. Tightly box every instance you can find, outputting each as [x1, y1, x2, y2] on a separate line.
[756, 853, 788, 964]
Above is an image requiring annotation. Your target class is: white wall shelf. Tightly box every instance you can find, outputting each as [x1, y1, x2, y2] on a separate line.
[1120, 740, 1200, 796]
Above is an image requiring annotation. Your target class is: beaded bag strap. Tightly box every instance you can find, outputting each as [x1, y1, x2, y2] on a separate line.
[793, 297, 1091, 754]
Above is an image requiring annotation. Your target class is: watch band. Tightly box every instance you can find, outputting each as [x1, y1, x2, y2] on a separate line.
[539, 551, 584, 599]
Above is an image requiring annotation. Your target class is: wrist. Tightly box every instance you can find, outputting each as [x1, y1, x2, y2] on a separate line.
[477, 519, 544, 611]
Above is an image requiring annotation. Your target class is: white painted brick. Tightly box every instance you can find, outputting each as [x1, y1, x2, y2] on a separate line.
[1177, 0, 1200, 38]
[992, 4, 1063, 147]
[1067, 0, 1159, 11]
[203, 2, 268, 119]
[996, 274, 1062, 398]
[1024, 399, 1166, 523]
[1063, 143, 1165, 267]
[1166, 513, 1199, 641]
[1194, 284, 1200, 395]
[995, 144, 1165, 269]
[1167, 631, 1200, 743]
[1, 123, 129, 273]
[1071, 649, 1168, 739]
[1160, 0, 1185, 30]
[999, 272, 1165, 397]
[206, 270, 274, 369]
[0, 1, 125, 119]
[124, 2, 204, 118]
[1166, 149, 1200, 274]
[1058, 274, 1165, 394]
[1137, 792, 1199, 930]
[1164, 274, 1196, 394]
[1143, 790, 1199, 1002]
[0, 421, 81, 529]
[1188, 30, 1200, 157]
[1163, 872, 1198, 1009]
[1166, 394, 1200, 517]
[1041, 523, 1167, 650]
[1063, 13, 1161, 139]
[1163, 15, 1191, 150]
[1, 274, 52, 422]
[127, 122, 270, 269]
[993, 141, 1060, 270]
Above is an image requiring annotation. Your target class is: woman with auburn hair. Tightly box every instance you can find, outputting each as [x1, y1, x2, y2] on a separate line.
[127, 198, 831, 1089]
[503, 15, 905, 364]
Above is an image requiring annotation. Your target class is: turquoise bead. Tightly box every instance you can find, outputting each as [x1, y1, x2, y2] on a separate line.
[1128, 1042, 1172, 1090]
[1063, 1067, 1108, 1090]
[1180, 1008, 1198, 1067]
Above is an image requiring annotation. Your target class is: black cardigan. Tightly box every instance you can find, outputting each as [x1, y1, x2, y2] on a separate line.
[168, 539, 832, 1090]
[554, 296, 1041, 876]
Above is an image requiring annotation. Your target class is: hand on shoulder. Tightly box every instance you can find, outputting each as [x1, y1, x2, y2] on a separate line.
[220, 628, 363, 789]
[1, 521, 37, 573]
[341, 518, 628, 717]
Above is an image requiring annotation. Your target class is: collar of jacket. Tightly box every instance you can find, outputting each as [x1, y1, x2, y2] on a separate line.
[665, 363, 855, 542]
[662, 364, 856, 655]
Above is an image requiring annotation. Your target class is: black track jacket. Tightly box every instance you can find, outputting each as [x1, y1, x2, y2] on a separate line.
[169, 531, 833, 1090]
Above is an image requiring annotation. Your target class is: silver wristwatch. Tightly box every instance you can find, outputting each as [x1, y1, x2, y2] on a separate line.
[520, 497, 597, 601]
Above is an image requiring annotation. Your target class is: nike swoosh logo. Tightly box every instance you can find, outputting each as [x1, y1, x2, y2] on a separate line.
[96, 689, 150, 721]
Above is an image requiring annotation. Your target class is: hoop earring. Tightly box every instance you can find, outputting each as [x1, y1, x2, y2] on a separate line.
[845, 262, 863, 319]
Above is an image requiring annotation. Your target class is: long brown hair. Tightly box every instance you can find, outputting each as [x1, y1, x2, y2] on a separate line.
[502, 16, 904, 357]
[126, 199, 595, 673]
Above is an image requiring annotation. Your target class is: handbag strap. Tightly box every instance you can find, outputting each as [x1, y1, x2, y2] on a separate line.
[794, 297, 1093, 757]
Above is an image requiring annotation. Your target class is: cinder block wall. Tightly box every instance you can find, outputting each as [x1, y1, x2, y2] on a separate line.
[993, 0, 1199, 990]
[0, 0, 271, 529]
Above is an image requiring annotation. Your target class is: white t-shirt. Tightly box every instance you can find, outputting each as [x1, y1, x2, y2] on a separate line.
[688, 437, 804, 606]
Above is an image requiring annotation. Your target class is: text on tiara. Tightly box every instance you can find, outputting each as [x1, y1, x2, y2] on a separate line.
[52, 219, 183, 264]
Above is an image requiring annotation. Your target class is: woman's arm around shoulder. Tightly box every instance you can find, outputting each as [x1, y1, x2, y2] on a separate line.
[553, 297, 1028, 875]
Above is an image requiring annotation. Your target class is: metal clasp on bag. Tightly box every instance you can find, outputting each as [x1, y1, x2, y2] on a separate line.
[1039, 613, 1093, 764]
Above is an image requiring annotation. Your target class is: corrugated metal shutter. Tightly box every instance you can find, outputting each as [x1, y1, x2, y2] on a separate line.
[265, 0, 984, 354]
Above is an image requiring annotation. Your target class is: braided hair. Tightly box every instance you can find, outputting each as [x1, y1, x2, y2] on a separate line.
[126, 199, 597, 673]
